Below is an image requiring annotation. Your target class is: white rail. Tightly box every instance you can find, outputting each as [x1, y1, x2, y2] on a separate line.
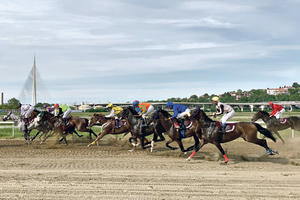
[0, 121, 15, 137]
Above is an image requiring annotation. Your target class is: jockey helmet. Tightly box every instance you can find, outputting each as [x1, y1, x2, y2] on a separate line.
[43, 104, 48, 108]
[132, 100, 139, 106]
[106, 103, 113, 108]
[54, 104, 59, 108]
[166, 102, 173, 108]
[212, 96, 219, 102]
[269, 102, 273, 106]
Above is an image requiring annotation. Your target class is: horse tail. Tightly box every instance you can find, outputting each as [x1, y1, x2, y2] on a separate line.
[253, 123, 276, 142]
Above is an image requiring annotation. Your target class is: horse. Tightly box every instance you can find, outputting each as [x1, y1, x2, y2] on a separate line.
[251, 110, 300, 143]
[3, 110, 40, 141]
[120, 106, 164, 150]
[28, 111, 86, 144]
[87, 113, 131, 147]
[187, 108, 278, 163]
[153, 108, 199, 152]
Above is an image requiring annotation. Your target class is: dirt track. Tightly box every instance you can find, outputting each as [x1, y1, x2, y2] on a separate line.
[0, 137, 300, 200]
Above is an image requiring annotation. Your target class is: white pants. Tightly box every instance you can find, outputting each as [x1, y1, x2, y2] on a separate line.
[24, 107, 35, 118]
[177, 108, 191, 119]
[274, 108, 285, 119]
[221, 110, 235, 125]
[62, 108, 72, 119]
[142, 105, 155, 117]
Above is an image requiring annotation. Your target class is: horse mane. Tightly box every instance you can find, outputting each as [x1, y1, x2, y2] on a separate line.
[160, 109, 172, 118]
[127, 106, 138, 115]
[191, 107, 213, 122]
[258, 110, 269, 116]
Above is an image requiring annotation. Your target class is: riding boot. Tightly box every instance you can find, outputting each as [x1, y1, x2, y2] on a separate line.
[116, 118, 120, 128]
[179, 119, 186, 130]
[218, 125, 226, 142]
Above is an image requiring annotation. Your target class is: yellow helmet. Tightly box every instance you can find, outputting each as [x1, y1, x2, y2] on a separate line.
[212, 96, 219, 102]
[106, 103, 113, 108]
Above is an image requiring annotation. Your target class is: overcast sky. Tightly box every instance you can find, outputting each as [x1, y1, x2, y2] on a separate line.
[1, 0, 300, 104]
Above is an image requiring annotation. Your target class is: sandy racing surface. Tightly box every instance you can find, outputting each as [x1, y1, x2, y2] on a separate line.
[0, 137, 300, 200]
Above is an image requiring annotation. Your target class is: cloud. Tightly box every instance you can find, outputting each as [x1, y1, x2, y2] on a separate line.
[146, 17, 237, 28]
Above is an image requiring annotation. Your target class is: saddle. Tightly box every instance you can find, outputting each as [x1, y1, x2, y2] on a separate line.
[174, 119, 193, 129]
[216, 121, 236, 133]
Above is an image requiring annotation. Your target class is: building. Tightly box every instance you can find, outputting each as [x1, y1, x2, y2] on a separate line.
[267, 86, 292, 95]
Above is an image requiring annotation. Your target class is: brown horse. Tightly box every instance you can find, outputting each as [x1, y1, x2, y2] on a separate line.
[87, 113, 131, 147]
[29, 111, 95, 144]
[187, 108, 278, 163]
[68, 116, 97, 141]
[153, 108, 199, 152]
[252, 110, 300, 143]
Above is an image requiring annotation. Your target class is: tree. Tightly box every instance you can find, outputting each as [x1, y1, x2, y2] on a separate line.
[292, 82, 300, 88]
[7, 98, 20, 109]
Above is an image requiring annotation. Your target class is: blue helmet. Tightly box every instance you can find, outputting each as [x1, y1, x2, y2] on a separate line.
[132, 100, 139, 106]
[166, 102, 173, 108]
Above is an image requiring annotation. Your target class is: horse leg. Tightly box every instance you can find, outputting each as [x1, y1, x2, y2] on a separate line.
[245, 136, 277, 155]
[274, 130, 285, 143]
[31, 131, 41, 142]
[166, 137, 177, 150]
[175, 138, 187, 153]
[186, 140, 207, 161]
[89, 129, 97, 141]
[186, 134, 200, 152]
[214, 143, 229, 163]
[73, 130, 83, 138]
[87, 131, 106, 147]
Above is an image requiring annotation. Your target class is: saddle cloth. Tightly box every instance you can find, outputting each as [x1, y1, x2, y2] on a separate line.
[216, 121, 236, 133]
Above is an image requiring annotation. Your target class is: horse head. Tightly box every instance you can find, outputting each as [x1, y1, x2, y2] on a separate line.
[88, 113, 106, 127]
[251, 110, 269, 122]
[2, 111, 12, 121]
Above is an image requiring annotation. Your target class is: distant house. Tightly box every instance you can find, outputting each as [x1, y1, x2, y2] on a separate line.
[267, 86, 292, 95]
[78, 104, 92, 111]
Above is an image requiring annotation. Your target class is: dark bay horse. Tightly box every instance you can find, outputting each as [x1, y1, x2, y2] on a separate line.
[153, 108, 199, 152]
[29, 111, 94, 144]
[187, 108, 277, 163]
[252, 110, 300, 143]
[87, 113, 131, 147]
[121, 106, 165, 150]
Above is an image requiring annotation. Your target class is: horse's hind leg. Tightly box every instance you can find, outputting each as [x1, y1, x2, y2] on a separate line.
[87, 132, 106, 147]
[246, 137, 277, 155]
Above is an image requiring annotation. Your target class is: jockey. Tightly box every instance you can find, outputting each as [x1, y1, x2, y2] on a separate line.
[54, 104, 72, 126]
[132, 100, 155, 118]
[43, 104, 55, 114]
[269, 102, 285, 119]
[212, 97, 235, 134]
[166, 102, 190, 130]
[19, 103, 35, 125]
[105, 103, 123, 128]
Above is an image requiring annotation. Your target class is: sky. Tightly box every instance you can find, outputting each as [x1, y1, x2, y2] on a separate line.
[0, 0, 300, 104]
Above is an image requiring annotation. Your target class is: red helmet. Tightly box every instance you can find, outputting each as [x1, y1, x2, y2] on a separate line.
[54, 104, 59, 108]
[269, 102, 273, 106]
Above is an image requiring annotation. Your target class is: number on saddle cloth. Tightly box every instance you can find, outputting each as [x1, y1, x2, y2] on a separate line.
[279, 118, 287, 124]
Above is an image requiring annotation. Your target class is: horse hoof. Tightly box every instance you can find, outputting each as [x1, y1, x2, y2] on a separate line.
[128, 149, 134, 152]
[186, 157, 191, 161]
